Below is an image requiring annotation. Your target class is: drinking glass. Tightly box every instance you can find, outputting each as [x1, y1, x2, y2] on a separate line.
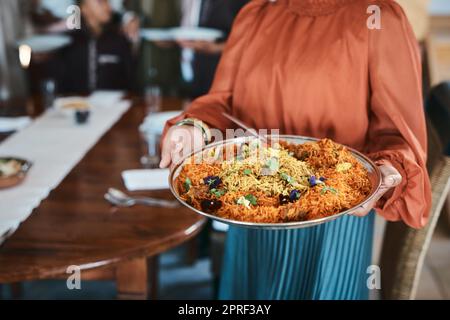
[144, 85, 162, 114]
[140, 126, 162, 169]
[41, 78, 56, 110]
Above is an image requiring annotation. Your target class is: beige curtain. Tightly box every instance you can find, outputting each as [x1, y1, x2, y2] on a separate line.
[396, 0, 431, 42]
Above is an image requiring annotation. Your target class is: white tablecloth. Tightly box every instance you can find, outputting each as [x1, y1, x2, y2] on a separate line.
[0, 93, 131, 244]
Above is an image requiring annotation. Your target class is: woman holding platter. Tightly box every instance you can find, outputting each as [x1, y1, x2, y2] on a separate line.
[160, 0, 431, 299]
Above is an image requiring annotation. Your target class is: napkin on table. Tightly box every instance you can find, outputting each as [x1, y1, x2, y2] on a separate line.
[122, 169, 170, 191]
[0, 117, 31, 133]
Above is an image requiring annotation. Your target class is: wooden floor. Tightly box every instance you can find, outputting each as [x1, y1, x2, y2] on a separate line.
[416, 216, 450, 299]
[372, 214, 450, 300]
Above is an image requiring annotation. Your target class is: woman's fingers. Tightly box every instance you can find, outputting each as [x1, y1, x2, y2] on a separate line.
[351, 190, 383, 217]
[171, 143, 185, 166]
[379, 164, 402, 188]
[154, 40, 176, 48]
[159, 125, 204, 169]
[159, 140, 173, 168]
[350, 164, 402, 217]
[176, 40, 194, 48]
[159, 129, 182, 168]
[352, 204, 371, 217]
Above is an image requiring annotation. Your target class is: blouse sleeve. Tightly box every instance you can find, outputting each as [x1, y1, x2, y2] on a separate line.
[163, 0, 266, 133]
[367, 1, 431, 228]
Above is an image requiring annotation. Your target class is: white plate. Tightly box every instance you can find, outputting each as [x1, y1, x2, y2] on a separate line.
[140, 29, 174, 41]
[17, 34, 72, 53]
[170, 27, 224, 41]
[141, 27, 224, 42]
[0, 117, 31, 133]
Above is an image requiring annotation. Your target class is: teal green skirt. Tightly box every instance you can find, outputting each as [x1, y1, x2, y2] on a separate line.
[219, 212, 375, 300]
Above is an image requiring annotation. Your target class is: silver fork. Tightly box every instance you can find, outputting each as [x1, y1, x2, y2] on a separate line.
[105, 188, 180, 208]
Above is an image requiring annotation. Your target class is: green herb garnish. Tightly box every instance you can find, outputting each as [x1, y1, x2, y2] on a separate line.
[265, 157, 279, 171]
[244, 194, 258, 206]
[184, 178, 192, 192]
[280, 172, 296, 185]
[321, 186, 338, 195]
[211, 188, 226, 197]
[243, 169, 252, 175]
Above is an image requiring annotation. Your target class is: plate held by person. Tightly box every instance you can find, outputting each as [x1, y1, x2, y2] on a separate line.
[169, 135, 382, 230]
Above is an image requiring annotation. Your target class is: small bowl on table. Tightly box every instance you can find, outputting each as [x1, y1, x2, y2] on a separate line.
[0, 157, 33, 189]
[54, 97, 92, 117]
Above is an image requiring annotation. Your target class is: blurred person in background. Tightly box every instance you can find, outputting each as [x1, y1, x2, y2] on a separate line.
[138, 0, 249, 98]
[128, 0, 183, 96]
[35, 0, 140, 40]
[0, 0, 33, 106]
[54, 0, 135, 94]
[178, 0, 249, 98]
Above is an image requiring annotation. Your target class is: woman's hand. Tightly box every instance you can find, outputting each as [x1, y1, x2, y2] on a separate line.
[352, 164, 402, 217]
[122, 14, 140, 43]
[177, 40, 226, 54]
[159, 125, 205, 170]
[154, 40, 177, 49]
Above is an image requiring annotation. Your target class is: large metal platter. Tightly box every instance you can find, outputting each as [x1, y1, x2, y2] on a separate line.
[169, 135, 382, 230]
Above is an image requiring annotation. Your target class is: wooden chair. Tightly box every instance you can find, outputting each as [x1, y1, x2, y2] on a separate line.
[379, 121, 450, 300]
[425, 82, 450, 230]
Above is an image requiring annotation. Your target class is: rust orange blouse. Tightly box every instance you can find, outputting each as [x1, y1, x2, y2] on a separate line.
[165, 0, 432, 228]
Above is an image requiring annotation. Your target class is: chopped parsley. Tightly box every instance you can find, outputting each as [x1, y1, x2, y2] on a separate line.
[236, 196, 250, 209]
[244, 194, 258, 206]
[265, 157, 279, 172]
[184, 178, 192, 192]
[280, 172, 296, 185]
[236, 194, 258, 209]
[321, 186, 338, 195]
[210, 188, 226, 197]
[203, 176, 222, 189]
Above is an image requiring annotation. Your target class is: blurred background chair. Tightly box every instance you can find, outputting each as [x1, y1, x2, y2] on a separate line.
[426, 82, 450, 230]
[379, 82, 450, 300]
[426, 82, 450, 155]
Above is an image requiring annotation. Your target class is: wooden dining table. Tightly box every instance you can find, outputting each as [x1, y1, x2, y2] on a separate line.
[0, 97, 206, 299]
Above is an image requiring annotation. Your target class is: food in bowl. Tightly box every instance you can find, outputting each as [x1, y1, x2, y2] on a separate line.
[0, 159, 23, 177]
[61, 100, 90, 110]
[174, 139, 372, 223]
[54, 97, 91, 117]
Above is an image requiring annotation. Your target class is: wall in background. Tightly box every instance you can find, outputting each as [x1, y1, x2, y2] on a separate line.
[430, 0, 450, 16]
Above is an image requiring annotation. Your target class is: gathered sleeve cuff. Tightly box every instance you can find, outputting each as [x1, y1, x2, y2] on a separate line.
[368, 148, 430, 228]
[367, 1, 431, 229]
